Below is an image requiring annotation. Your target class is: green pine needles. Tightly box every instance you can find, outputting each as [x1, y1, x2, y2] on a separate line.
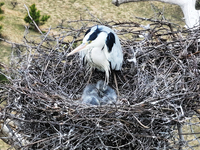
[0, 2, 4, 14]
[0, 2, 4, 36]
[24, 4, 50, 31]
[196, 0, 200, 10]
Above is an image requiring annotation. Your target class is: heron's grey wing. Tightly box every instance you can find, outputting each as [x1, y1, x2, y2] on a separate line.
[104, 29, 123, 70]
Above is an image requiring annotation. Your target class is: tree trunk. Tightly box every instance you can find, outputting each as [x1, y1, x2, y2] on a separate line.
[112, 0, 151, 6]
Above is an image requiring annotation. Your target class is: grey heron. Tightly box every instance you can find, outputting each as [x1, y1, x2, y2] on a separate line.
[112, 0, 200, 29]
[67, 25, 123, 89]
[82, 80, 117, 105]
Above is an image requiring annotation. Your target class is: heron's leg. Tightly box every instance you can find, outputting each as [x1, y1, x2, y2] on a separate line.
[113, 72, 120, 98]
[103, 78, 107, 90]
[87, 69, 93, 84]
[103, 70, 109, 90]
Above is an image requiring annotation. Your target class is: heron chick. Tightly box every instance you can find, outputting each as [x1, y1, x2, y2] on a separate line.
[82, 80, 117, 105]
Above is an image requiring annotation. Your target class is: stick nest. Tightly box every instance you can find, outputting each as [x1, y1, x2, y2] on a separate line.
[1, 18, 200, 149]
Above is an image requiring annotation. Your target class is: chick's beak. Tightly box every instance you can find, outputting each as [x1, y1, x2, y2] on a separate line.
[67, 43, 87, 56]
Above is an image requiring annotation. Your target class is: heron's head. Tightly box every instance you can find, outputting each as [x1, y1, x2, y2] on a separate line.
[67, 26, 108, 56]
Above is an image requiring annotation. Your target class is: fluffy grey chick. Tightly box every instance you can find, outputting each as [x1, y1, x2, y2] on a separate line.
[82, 83, 100, 105]
[95, 80, 117, 105]
[82, 80, 117, 105]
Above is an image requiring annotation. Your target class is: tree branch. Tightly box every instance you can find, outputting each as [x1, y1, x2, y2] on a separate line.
[112, 0, 148, 6]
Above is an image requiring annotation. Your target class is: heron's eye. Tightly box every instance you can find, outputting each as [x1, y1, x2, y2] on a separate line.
[88, 40, 92, 44]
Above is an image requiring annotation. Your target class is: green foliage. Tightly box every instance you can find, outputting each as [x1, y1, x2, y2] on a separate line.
[24, 4, 40, 25]
[24, 4, 50, 30]
[40, 15, 50, 25]
[0, 2, 4, 37]
[0, 2, 4, 6]
[0, 65, 8, 83]
[196, 0, 200, 10]
[0, 74, 8, 83]
[0, 2, 4, 14]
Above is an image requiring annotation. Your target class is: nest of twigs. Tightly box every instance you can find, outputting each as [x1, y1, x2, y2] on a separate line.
[1, 17, 200, 149]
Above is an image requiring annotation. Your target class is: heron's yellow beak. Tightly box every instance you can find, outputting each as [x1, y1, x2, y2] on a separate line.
[67, 43, 88, 56]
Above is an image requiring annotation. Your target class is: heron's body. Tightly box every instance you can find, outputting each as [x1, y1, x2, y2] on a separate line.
[82, 80, 117, 105]
[67, 25, 123, 84]
[83, 44, 110, 78]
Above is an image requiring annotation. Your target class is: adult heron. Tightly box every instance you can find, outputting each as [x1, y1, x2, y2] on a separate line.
[67, 25, 123, 88]
[112, 0, 200, 29]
